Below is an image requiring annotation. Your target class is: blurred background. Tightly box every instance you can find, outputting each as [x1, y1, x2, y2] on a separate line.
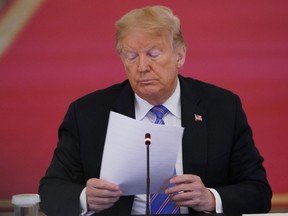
[0, 0, 287, 212]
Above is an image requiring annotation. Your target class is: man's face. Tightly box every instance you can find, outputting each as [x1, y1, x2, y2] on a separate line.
[120, 31, 186, 105]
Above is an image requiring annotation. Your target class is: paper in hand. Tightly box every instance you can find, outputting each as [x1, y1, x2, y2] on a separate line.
[100, 111, 184, 195]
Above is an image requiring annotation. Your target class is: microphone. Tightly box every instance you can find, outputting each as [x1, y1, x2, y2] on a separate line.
[145, 133, 151, 215]
[145, 133, 151, 145]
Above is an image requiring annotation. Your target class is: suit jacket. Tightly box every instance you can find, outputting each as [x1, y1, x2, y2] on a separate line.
[39, 75, 271, 216]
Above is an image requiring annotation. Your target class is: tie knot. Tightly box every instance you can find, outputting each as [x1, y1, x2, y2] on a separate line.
[150, 105, 168, 124]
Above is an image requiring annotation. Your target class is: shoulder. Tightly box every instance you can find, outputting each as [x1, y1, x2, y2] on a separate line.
[180, 75, 235, 95]
[179, 75, 239, 102]
[179, 75, 243, 115]
[73, 79, 131, 106]
[64, 79, 132, 117]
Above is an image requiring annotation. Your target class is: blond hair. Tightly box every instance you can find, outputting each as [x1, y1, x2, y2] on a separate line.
[115, 5, 186, 54]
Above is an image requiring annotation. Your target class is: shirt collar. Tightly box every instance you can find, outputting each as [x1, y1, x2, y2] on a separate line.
[135, 78, 181, 120]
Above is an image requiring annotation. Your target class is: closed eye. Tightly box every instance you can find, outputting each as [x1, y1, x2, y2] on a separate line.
[125, 52, 138, 61]
[147, 49, 161, 58]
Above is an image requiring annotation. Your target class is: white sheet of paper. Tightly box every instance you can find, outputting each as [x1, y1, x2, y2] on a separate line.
[100, 111, 184, 195]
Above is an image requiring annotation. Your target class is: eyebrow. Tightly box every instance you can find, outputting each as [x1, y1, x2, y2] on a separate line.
[122, 46, 162, 54]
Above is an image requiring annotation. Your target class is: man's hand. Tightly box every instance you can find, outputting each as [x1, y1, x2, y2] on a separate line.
[86, 178, 122, 213]
[165, 174, 216, 212]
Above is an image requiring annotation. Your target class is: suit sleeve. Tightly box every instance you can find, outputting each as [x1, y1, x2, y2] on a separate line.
[39, 102, 86, 216]
[216, 95, 272, 213]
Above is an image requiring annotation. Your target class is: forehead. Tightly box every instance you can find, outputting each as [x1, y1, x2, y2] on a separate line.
[120, 30, 173, 52]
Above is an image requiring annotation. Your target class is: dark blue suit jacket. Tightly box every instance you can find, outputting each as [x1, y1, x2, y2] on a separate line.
[39, 75, 271, 216]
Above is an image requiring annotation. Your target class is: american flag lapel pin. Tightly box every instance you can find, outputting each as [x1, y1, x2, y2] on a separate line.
[194, 114, 203, 122]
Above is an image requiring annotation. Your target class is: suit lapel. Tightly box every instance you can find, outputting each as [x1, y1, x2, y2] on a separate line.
[179, 76, 208, 178]
[111, 81, 136, 119]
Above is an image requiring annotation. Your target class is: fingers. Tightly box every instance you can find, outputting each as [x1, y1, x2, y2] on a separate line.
[165, 174, 216, 212]
[165, 174, 201, 194]
[170, 174, 200, 185]
[86, 178, 122, 213]
[87, 178, 121, 192]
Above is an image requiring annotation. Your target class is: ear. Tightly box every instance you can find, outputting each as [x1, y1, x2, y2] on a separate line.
[176, 46, 187, 68]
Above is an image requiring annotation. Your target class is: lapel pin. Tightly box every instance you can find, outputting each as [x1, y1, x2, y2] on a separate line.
[194, 114, 203, 122]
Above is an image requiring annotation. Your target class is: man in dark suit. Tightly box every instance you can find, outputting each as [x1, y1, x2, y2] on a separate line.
[39, 5, 272, 216]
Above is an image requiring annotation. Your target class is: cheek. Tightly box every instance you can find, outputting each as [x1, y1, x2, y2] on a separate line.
[124, 65, 138, 83]
[123, 64, 134, 75]
[158, 62, 178, 78]
[121, 58, 134, 73]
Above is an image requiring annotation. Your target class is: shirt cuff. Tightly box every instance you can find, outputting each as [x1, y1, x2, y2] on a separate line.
[80, 187, 95, 216]
[207, 188, 223, 213]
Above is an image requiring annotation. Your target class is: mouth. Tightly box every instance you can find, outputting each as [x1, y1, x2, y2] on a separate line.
[138, 79, 154, 85]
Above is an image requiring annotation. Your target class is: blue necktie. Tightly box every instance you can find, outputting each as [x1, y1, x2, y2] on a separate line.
[149, 105, 180, 214]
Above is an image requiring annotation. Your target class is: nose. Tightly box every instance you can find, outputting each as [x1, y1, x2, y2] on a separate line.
[137, 54, 149, 72]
